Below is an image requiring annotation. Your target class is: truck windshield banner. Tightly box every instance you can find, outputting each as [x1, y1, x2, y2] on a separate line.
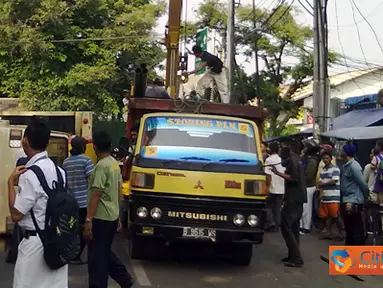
[140, 116, 259, 165]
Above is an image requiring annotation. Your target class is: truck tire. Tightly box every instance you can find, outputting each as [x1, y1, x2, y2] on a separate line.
[129, 236, 146, 260]
[232, 243, 253, 266]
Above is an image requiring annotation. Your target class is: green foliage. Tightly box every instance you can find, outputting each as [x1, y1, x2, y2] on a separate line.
[280, 125, 300, 136]
[0, 0, 166, 117]
[263, 124, 299, 139]
[192, 0, 338, 138]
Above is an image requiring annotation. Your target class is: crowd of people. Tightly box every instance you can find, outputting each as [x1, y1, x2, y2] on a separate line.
[7, 117, 134, 288]
[261, 138, 380, 268]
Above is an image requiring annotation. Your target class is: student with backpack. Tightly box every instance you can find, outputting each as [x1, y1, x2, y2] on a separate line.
[8, 117, 79, 288]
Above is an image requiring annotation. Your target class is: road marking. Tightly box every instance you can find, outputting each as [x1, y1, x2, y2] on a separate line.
[131, 260, 152, 286]
[121, 242, 152, 286]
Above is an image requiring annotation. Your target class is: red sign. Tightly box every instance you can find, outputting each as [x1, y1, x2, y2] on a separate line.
[307, 114, 313, 124]
[225, 180, 241, 189]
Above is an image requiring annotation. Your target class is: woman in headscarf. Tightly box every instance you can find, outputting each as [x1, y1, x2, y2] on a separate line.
[340, 143, 369, 245]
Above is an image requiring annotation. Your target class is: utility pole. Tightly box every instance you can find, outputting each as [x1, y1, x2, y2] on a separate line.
[312, 0, 329, 136]
[227, 0, 235, 103]
[320, 0, 330, 132]
[252, 0, 261, 106]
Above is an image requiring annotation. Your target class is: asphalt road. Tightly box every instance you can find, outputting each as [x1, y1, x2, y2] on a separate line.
[0, 232, 382, 288]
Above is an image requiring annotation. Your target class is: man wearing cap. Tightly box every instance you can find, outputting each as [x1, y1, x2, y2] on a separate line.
[63, 136, 94, 264]
[122, 89, 131, 107]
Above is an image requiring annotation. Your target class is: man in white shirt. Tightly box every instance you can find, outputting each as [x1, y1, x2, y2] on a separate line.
[8, 117, 68, 288]
[264, 142, 285, 232]
[364, 149, 378, 203]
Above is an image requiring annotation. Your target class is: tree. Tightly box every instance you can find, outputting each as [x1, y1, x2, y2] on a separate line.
[0, 0, 166, 117]
[191, 0, 337, 137]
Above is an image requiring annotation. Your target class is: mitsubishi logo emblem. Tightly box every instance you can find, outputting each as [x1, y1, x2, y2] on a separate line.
[194, 180, 204, 189]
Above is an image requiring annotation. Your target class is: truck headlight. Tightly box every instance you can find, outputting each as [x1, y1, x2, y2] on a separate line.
[244, 180, 268, 196]
[248, 215, 259, 227]
[137, 206, 148, 218]
[150, 207, 162, 219]
[131, 172, 155, 189]
[233, 214, 245, 226]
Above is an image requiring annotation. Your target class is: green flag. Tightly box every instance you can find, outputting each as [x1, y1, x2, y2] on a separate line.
[195, 28, 208, 75]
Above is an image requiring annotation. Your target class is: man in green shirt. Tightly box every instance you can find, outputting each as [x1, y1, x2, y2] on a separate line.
[84, 131, 133, 288]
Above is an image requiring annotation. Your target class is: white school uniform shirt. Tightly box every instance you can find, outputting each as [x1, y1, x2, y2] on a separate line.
[13, 151, 68, 288]
[264, 154, 285, 195]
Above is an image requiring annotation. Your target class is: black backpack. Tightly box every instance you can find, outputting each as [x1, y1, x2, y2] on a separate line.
[29, 164, 81, 270]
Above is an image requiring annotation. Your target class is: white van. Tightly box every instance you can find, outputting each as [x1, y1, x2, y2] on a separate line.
[0, 120, 69, 234]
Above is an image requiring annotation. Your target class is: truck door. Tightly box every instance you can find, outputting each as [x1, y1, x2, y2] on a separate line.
[47, 133, 69, 167]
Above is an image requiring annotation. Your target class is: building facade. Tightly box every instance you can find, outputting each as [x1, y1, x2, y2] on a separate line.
[288, 68, 383, 130]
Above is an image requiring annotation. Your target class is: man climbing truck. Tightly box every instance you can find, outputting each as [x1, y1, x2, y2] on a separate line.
[121, 98, 268, 266]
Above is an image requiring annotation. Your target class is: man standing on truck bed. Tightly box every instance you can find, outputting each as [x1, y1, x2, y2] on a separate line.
[271, 141, 306, 268]
[183, 45, 229, 103]
[145, 78, 171, 99]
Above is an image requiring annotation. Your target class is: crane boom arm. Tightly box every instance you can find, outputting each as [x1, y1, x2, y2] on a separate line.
[165, 0, 183, 98]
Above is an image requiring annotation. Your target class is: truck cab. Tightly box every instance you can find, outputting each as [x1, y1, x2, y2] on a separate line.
[0, 120, 70, 234]
[122, 98, 268, 266]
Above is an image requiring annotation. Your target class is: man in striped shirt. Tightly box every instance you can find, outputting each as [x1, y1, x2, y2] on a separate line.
[317, 150, 342, 240]
[63, 136, 94, 264]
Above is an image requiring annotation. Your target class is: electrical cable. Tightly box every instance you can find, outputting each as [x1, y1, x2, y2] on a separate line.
[304, 0, 313, 9]
[0, 34, 164, 46]
[334, 0, 365, 94]
[349, 0, 375, 74]
[267, 0, 296, 29]
[297, 0, 313, 16]
[328, 0, 383, 28]
[350, 0, 383, 55]
[262, 0, 285, 27]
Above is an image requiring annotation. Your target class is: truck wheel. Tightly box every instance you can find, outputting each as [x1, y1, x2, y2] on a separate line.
[129, 237, 146, 260]
[232, 243, 253, 266]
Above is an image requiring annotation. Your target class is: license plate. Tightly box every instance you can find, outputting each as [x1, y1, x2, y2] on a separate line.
[182, 227, 216, 241]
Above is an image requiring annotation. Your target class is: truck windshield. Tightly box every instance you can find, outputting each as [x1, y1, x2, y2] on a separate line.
[139, 116, 259, 165]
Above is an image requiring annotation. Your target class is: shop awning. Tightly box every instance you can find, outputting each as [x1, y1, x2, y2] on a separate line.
[331, 108, 383, 130]
[321, 126, 383, 140]
[344, 94, 377, 106]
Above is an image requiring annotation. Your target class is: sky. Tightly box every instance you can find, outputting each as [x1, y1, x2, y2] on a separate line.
[154, 0, 383, 76]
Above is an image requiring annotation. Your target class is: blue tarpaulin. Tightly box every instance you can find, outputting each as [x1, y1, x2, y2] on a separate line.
[331, 108, 383, 130]
[344, 94, 377, 106]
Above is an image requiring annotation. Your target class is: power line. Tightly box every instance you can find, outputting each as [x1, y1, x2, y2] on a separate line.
[328, 0, 383, 28]
[349, 0, 375, 75]
[304, 0, 313, 9]
[261, 0, 285, 27]
[350, 0, 383, 55]
[297, 0, 313, 16]
[268, 0, 296, 29]
[334, 0, 365, 95]
[0, 34, 163, 47]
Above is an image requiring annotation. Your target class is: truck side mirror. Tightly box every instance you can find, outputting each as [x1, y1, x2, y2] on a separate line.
[118, 136, 131, 158]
